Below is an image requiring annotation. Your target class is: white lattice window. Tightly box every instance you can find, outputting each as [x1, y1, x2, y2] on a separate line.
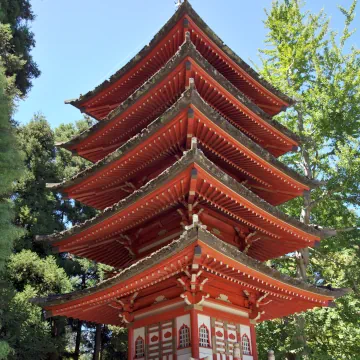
[199, 324, 210, 347]
[135, 336, 144, 358]
[242, 334, 251, 355]
[179, 324, 190, 348]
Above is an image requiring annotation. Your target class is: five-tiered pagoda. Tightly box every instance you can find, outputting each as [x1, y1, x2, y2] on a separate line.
[33, 2, 348, 359]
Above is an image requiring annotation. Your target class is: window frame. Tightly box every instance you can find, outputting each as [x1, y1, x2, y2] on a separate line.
[199, 323, 211, 348]
[134, 336, 145, 359]
[178, 324, 191, 349]
[241, 333, 252, 355]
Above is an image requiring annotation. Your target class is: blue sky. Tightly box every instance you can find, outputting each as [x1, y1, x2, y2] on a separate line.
[16, 0, 359, 128]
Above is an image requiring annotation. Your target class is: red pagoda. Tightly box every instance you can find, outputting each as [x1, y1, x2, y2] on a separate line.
[33, 2, 348, 359]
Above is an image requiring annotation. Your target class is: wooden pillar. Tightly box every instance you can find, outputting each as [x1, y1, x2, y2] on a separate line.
[190, 308, 199, 359]
[250, 322, 258, 360]
[128, 326, 134, 360]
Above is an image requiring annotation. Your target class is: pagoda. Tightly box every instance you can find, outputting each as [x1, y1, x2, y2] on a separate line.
[33, 2, 349, 359]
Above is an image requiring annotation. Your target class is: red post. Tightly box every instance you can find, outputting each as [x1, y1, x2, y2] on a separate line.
[250, 323, 258, 360]
[173, 320, 178, 360]
[128, 326, 134, 360]
[190, 308, 199, 359]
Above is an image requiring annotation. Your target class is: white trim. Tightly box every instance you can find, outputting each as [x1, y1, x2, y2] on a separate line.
[203, 300, 249, 318]
[134, 300, 183, 320]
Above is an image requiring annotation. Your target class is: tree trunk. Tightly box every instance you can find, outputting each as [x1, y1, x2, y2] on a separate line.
[296, 188, 311, 280]
[294, 105, 312, 357]
[296, 105, 313, 281]
[93, 324, 102, 360]
[48, 318, 60, 360]
[74, 320, 82, 360]
[74, 273, 86, 359]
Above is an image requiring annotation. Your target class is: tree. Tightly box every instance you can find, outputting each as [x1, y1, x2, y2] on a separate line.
[1, 250, 72, 360]
[101, 326, 128, 360]
[0, 63, 24, 359]
[0, 115, 99, 360]
[0, 113, 74, 360]
[0, 0, 40, 95]
[256, 0, 360, 358]
[0, 64, 23, 272]
[13, 114, 65, 254]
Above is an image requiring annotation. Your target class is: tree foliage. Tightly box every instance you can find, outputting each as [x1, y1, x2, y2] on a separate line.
[14, 115, 64, 253]
[1, 113, 128, 359]
[0, 0, 40, 95]
[0, 62, 24, 360]
[1, 251, 71, 360]
[256, 0, 360, 358]
[0, 64, 23, 273]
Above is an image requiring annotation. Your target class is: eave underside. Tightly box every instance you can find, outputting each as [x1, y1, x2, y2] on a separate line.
[39, 148, 321, 264]
[62, 42, 299, 161]
[52, 89, 314, 209]
[32, 227, 345, 326]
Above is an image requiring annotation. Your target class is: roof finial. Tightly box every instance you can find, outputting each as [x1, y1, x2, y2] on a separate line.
[175, 0, 183, 9]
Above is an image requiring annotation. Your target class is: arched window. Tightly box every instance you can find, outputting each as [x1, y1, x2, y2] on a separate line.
[199, 324, 210, 347]
[179, 324, 190, 348]
[135, 336, 145, 358]
[242, 334, 251, 355]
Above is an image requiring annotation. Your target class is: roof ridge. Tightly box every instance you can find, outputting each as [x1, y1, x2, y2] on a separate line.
[68, 1, 293, 113]
[59, 39, 299, 157]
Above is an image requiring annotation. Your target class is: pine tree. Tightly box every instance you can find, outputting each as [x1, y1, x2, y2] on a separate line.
[0, 63, 24, 359]
[0, 65, 23, 271]
[1, 115, 97, 359]
[3, 250, 72, 360]
[0, 0, 40, 95]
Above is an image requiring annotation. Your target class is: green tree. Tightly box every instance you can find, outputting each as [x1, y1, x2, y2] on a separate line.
[256, 0, 360, 359]
[14, 114, 65, 253]
[0, 0, 40, 95]
[0, 64, 23, 272]
[0, 115, 99, 360]
[1, 250, 72, 360]
[0, 62, 24, 359]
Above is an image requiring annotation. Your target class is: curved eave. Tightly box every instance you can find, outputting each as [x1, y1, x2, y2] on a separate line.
[68, 1, 293, 118]
[49, 88, 316, 206]
[31, 227, 349, 318]
[38, 148, 322, 250]
[60, 40, 300, 160]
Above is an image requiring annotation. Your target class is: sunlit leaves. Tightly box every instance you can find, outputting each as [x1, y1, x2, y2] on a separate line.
[256, 0, 360, 358]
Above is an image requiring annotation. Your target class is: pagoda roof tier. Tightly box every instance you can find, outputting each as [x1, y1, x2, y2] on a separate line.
[31, 226, 348, 326]
[68, 2, 293, 120]
[49, 88, 317, 209]
[38, 148, 324, 265]
[59, 39, 299, 162]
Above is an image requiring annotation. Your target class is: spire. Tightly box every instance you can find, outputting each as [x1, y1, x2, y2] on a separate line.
[175, 0, 183, 9]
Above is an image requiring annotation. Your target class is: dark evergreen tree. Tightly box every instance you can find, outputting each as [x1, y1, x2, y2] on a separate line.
[0, 64, 23, 271]
[0, 0, 40, 95]
[0, 62, 24, 359]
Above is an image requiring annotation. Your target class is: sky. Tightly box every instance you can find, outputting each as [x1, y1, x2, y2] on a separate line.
[16, 0, 359, 129]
